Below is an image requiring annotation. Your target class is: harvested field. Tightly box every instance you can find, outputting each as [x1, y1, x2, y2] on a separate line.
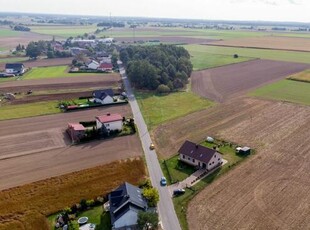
[0, 158, 145, 230]
[115, 36, 218, 44]
[0, 104, 132, 160]
[152, 97, 310, 229]
[0, 57, 72, 70]
[287, 69, 310, 82]
[191, 59, 310, 102]
[0, 74, 120, 93]
[209, 36, 310, 52]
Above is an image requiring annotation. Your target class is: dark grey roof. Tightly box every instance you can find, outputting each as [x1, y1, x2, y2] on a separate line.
[109, 182, 148, 225]
[178, 140, 217, 164]
[93, 89, 114, 100]
[5, 63, 24, 70]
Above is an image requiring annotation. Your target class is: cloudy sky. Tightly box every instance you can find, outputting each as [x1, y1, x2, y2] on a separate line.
[0, 0, 309, 22]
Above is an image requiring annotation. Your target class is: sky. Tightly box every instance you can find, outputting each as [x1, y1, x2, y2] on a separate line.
[0, 0, 309, 23]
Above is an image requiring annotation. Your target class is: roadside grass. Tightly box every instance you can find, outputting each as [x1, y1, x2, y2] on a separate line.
[29, 25, 97, 37]
[135, 91, 213, 130]
[0, 101, 60, 121]
[250, 79, 310, 106]
[0, 29, 20, 37]
[170, 139, 251, 230]
[287, 69, 310, 83]
[184, 44, 310, 64]
[0, 159, 145, 230]
[23, 66, 101, 80]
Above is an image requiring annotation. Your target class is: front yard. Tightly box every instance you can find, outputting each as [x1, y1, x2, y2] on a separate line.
[161, 138, 252, 230]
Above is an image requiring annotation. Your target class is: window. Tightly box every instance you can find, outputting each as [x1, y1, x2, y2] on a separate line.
[209, 163, 211, 165]
[214, 155, 216, 158]
[212, 161, 214, 164]
[182, 155, 185, 159]
[193, 159, 195, 163]
[188, 157, 190, 160]
[218, 158, 220, 161]
[106, 124, 110, 127]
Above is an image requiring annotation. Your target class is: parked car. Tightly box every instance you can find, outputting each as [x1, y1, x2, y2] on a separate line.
[160, 177, 167, 186]
[173, 188, 185, 196]
[149, 143, 155, 150]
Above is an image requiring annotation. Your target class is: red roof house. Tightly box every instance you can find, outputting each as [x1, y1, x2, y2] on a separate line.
[96, 113, 123, 132]
[98, 63, 113, 72]
[67, 123, 86, 143]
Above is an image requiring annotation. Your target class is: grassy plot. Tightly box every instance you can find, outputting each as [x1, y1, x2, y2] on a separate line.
[186, 45, 253, 70]
[0, 29, 20, 37]
[184, 44, 310, 64]
[171, 140, 250, 230]
[0, 56, 28, 63]
[0, 159, 145, 230]
[29, 25, 97, 37]
[135, 91, 213, 129]
[287, 69, 310, 82]
[23, 65, 100, 80]
[250, 79, 310, 106]
[0, 101, 60, 121]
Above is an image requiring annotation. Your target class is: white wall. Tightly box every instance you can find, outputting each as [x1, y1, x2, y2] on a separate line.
[114, 209, 138, 229]
[96, 119, 102, 129]
[5, 68, 15, 73]
[94, 95, 114, 104]
[88, 62, 99, 70]
[206, 152, 223, 170]
[104, 120, 122, 131]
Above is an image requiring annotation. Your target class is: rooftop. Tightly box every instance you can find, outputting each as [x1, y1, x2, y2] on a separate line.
[68, 123, 86, 131]
[96, 113, 123, 123]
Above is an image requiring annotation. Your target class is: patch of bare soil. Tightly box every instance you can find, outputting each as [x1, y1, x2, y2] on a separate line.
[191, 59, 310, 102]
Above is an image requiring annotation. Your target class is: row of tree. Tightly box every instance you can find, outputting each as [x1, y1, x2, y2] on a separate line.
[120, 44, 192, 92]
[97, 22, 125, 27]
[13, 25, 31, 31]
[25, 40, 71, 59]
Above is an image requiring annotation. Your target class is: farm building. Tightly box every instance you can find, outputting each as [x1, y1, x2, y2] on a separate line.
[93, 89, 114, 104]
[98, 63, 113, 72]
[67, 123, 86, 143]
[96, 113, 123, 133]
[108, 182, 148, 230]
[236, 146, 251, 155]
[178, 140, 223, 170]
[87, 60, 100, 70]
[5, 63, 25, 75]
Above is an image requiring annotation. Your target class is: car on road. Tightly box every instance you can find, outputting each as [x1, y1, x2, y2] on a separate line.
[173, 188, 185, 196]
[149, 143, 155, 150]
[160, 176, 167, 186]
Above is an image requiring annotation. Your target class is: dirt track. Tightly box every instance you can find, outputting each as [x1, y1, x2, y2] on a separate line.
[0, 104, 143, 190]
[0, 74, 120, 93]
[153, 97, 310, 229]
[115, 36, 218, 44]
[191, 59, 310, 102]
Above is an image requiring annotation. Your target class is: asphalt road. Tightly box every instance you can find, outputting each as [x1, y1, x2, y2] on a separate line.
[120, 66, 181, 230]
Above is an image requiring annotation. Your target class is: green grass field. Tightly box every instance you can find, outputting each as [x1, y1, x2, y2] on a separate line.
[0, 57, 28, 63]
[0, 29, 20, 37]
[287, 69, 310, 82]
[29, 25, 97, 37]
[0, 101, 60, 121]
[23, 66, 100, 80]
[135, 91, 213, 129]
[250, 79, 310, 105]
[184, 44, 310, 64]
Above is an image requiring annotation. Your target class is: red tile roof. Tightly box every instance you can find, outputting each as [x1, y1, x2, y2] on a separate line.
[68, 123, 86, 131]
[99, 63, 113, 69]
[96, 113, 123, 123]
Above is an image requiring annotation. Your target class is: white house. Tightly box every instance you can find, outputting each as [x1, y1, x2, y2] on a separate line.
[96, 113, 123, 133]
[92, 89, 114, 104]
[178, 140, 223, 171]
[87, 60, 100, 70]
[5, 63, 25, 75]
[109, 182, 148, 230]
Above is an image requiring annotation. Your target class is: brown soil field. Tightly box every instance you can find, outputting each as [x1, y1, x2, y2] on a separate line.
[0, 158, 146, 230]
[0, 31, 52, 50]
[0, 104, 143, 190]
[0, 57, 73, 70]
[0, 74, 120, 93]
[152, 97, 310, 229]
[10, 90, 93, 104]
[191, 59, 310, 102]
[115, 36, 217, 44]
[209, 36, 310, 52]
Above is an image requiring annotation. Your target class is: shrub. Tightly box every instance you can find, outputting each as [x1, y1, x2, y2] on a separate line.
[142, 188, 159, 207]
[156, 84, 170, 94]
[80, 199, 87, 210]
[63, 207, 72, 214]
[138, 178, 152, 189]
[86, 199, 95, 207]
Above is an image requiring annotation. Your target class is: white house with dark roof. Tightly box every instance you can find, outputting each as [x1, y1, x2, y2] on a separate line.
[96, 113, 123, 133]
[93, 89, 114, 104]
[178, 140, 223, 170]
[5, 63, 25, 75]
[108, 182, 148, 230]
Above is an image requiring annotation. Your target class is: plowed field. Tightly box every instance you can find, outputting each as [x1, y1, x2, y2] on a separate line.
[152, 97, 310, 229]
[191, 59, 310, 102]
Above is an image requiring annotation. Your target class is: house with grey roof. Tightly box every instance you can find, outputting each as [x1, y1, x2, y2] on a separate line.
[92, 89, 114, 104]
[178, 140, 223, 170]
[5, 63, 25, 75]
[108, 182, 148, 230]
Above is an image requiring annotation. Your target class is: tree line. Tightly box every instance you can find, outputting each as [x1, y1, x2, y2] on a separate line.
[120, 44, 193, 92]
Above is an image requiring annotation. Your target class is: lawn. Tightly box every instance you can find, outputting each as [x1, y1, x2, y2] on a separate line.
[250, 79, 310, 106]
[135, 91, 213, 129]
[287, 69, 310, 83]
[184, 44, 310, 64]
[171, 139, 251, 230]
[0, 159, 145, 230]
[23, 65, 101, 80]
[0, 56, 28, 63]
[0, 101, 60, 121]
[29, 25, 97, 37]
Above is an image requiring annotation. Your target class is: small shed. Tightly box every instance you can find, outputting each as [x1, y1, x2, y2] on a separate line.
[236, 146, 251, 155]
[67, 123, 86, 143]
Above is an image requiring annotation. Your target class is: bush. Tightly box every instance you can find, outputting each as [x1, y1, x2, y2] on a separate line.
[156, 84, 170, 94]
[138, 178, 152, 189]
[63, 207, 72, 214]
[142, 188, 159, 207]
[80, 199, 87, 210]
[86, 199, 95, 207]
